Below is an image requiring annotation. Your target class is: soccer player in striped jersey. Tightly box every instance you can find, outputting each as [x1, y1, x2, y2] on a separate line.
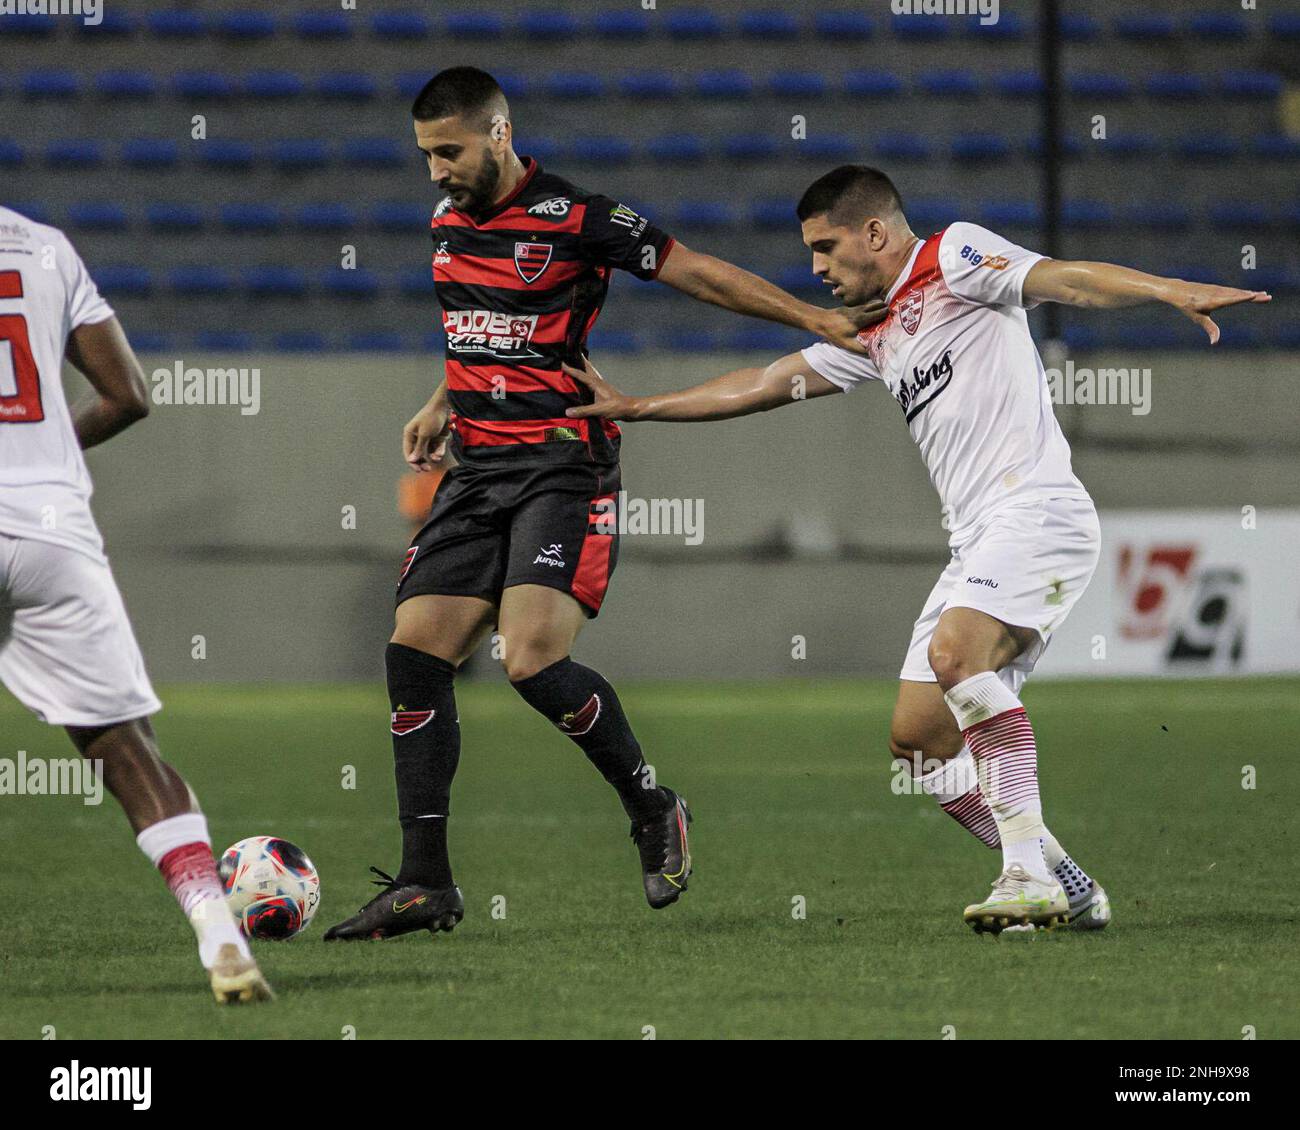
[563, 166, 1269, 933]
[324, 69, 883, 940]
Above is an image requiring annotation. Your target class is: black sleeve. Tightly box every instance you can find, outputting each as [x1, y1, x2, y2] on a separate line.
[578, 195, 676, 281]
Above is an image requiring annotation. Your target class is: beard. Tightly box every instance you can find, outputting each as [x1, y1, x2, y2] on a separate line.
[447, 149, 502, 215]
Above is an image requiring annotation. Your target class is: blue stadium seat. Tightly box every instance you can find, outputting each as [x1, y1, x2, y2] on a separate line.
[1251, 135, 1300, 160]
[371, 12, 431, 39]
[213, 13, 277, 39]
[727, 326, 804, 352]
[1121, 203, 1190, 230]
[569, 137, 632, 165]
[95, 71, 157, 99]
[526, 138, 561, 164]
[1145, 74, 1207, 100]
[122, 139, 179, 168]
[1023, 135, 1083, 160]
[892, 14, 949, 40]
[274, 332, 328, 351]
[775, 266, 821, 296]
[980, 200, 1041, 228]
[96, 266, 153, 297]
[843, 71, 904, 98]
[1108, 325, 1184, 350]
[46, 140, 104, 168]
[918, 70, 981, 98]
[146, 203, 204, 231]
[147, 11, 205, 38]
[695, 71, 754, 99]
[395, 72, 424, 100]
[1215, 325, 1263, 351]
[128, 332, 172, 352]
[244, 71, 305, 99]
[770, 73, 828, 98]
[590, 11, 651, 39]
[874, 132, 930, 161]
[1187, 12, 1249, 40]
[1059, 324, 1099, 352]
[994, 72, 1043, 99]
[1061, 201, 1113, 229]
[1114, 15, 1177, 41]
[799, 135, 856, 162]
[220, 203, 280, 232]
[908, 198, 958, 231]
[77, 11, 136, 36]
[200, 140, 256, 169]
[586, 331, 641, 355]
[519, 11, 579, 40]
[1058, 14, 1101, 41]
[964, 13, 1025, 40]
[1174, 136, 1240, 161]
[1105, 134, 1161, 159]
[400, 268, 434, 296]
[674, 202, 733, 230]
[0, 141, 26, 168]
[738, 10, 800, 38]
[1207, 202, 1270, 228]
[67, 202, 129, 231]
[665, 12, 725, 39]
[170, 267, 235, 296]
[196, 330, 254, 351]
[297, 203, 356, 231]
[348, 331, 406, 352]
[1158, 263, 1220, 285]
[494, 73, 530, 100]
[1066, 73, 1133, 99]
[374, 203, 429, 233]
[665, 330, 717, 353]
[751, 199, 795, 229]
[23, 70, 80, 99]
[1272, 325, 1300, 349]
[317, 73, 376, 100]
[0, 13, 55, 37]
[271, 140, 331, 170]
[1219, 71, 1282, 99]
[813, 11, 873, 40]
[443, 13, 505, 39]
[952, 134, 1011, 162]
[174, 72, 236, 99]
[645, 135, 706, 164]
[342, 138, 403, 168]
[547, 73, 604, 99]
[245, 268, 309, 297]
[723, 135, 778, 161]
[619, 72, 678, 100]
[293, 12, 352, 39]
[1266, 14, 1300, 40]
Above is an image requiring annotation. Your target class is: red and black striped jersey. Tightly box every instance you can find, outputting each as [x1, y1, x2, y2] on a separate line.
[431, 158, 676, 468]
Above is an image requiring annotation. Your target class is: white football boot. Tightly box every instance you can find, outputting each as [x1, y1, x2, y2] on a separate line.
[964, 864, 1069, 933]
[208, 943, 274, 1004]
[1003, 881, 1111, 933]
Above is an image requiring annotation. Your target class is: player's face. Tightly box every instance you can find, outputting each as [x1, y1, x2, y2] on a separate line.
[414, 115, 504, 214]
[801, 215, 884, 306]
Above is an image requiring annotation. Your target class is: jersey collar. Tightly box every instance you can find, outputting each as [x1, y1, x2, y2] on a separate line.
[465, 157, 538, 225]
[884, 237, 925, 305]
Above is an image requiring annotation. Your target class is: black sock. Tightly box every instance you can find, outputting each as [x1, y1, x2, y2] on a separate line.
[511, 657, 668, 821]
[386, 643, 459, 888]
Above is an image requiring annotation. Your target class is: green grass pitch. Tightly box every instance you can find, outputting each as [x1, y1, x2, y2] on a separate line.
[1, 677, 1296, 1040]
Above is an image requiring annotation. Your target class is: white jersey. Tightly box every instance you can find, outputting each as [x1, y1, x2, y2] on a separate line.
[802, 221, 1090, 547]
[0, 206, 114, 560]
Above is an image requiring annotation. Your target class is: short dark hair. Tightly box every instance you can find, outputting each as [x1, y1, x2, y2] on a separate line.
[796, 166, 904, 226]
[411, 66, 507, 130]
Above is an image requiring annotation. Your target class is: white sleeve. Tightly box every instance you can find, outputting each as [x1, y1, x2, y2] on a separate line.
[60, 234, 114, 330]
[939, 222, 1045, 309]
[799, 341, 881, 393]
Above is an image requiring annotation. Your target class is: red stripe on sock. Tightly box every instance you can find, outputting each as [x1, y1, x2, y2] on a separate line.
[158, 841, 224, 916]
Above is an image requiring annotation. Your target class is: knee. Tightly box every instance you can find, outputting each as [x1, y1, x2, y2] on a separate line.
[501, 634, 564, 683]
[926, 641, 978, 691]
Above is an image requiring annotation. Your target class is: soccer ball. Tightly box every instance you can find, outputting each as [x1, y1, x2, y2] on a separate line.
[218, 836, 321, 940]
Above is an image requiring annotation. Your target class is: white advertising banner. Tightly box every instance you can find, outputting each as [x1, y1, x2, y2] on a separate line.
[1038, 509, 1300, 678]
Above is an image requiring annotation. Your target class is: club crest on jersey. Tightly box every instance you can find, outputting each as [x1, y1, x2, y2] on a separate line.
[898, 289, 924, 335]
[557, 694, 601, 736]
[514, 242, 553, 284]
[392, 709, 434, 736]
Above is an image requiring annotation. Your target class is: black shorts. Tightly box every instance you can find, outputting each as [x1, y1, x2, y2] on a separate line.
[397, 463, 621, 617]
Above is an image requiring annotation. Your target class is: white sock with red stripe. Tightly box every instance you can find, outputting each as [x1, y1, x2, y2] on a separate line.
[136, 813, 248, 968]
[944, 671, 1052, 882]
[917, 747, 1000, 848]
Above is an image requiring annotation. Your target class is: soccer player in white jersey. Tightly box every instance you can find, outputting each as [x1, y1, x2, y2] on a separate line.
[0, 206, 271, 1000]
[560, 166, 1270, 932]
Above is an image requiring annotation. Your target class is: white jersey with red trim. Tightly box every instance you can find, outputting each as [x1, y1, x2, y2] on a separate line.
[0, 206, 114, 560]
[801, 222, 1090, 546]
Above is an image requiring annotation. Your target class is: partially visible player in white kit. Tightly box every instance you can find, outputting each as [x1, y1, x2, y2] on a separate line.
[0, 206, 271, 1000]
[560, 166, 1270, 932]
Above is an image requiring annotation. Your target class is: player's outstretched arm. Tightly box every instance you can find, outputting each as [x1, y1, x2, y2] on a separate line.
[1023, 259, 1271, 345]
[65, 316, 151, 449]
[563, 352, 839, 422]
[655, 242, 886, 354]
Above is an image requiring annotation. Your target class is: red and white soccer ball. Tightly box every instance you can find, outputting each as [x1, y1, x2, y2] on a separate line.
[218, 836, 321, 940]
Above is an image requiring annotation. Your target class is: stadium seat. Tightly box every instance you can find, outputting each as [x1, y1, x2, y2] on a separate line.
[320, 269, 378, 298]
[645, 135, 706, 164]
[1250, 136, 1300, 161]
[1066, 73, 1133, 99]
[665, 330, 717, 353]
[727, 326, 804, 351]
[775, 266, 821, 296]
[77, 11, 136, 37]
[374, 203, 430, 233]
[1145, 74, 1208, 100]
[297, 204, 356, 232]
[980, 200, 1041, 228]
[798, 135, 856, 162]
[1114, 15, 1176, 41]
[751, 199, 795, 229]
[174, 72, 236, 99]
[146, 203, 204, 232]
[770, 73, 828, 99]
[994, 72, 1043, 99]
[317, 73, 376, 100]
[443, 13, 505, 39]
[0, 141, 25, 168]
[619, 73, 678, 100]
[170, 267, 235, 296]
[585, 330, 641, 354]
[695, 71, 754, 99]
[96, 266, 153, 297]
[270, 140, 331, 170]
[348, 331, 406, 352]
[964, 13, 1025, 40]
[546, 74, 604, 99]
[1207, 202, 1270, 229]
[1105, 134, 1162, 159]
[1023, 135, 1083, 160]
[46, 140, 104, 168]
[951, 134, 1011, 162]
[892, 14, 949, 40]
[146, 11, 205, 38]
[1219, 71, 1282, 100]
[274, 331, 328, 351]
[519, 11, 579, 40]
[67, 202, 129, 231]
[1061, 200, 1113, 229]
[0, 13, 55, 36]
[590, 11, 651, 39]
[196, 330, 254, 351]
[127, 332, 172, 352]
[569, 137, 632, 165]
[738, 10, 800, 38]
[1108, 325, 1184, 350]
[908, 198, 958, 231]
[95, 71, 157, 99]
[1187, 12, 1249, 40]
[122, 139, 179, 168]
[843, 71, 904, 99]
[874, 132, 931, 161]
[674, 202, 733, 230]
[293, 12, 352, 39]
[722, 135, 778, 161]
[400, 268, 435, 296]
[526, 138, 561, 164]
[199, 140, 256, 170]
[341, 138, 403, 168]
[665, 12, 725, 39]
[220, 204, 280, 233]
[1058, 14, 1101, 41]
[244, 71, 305, 99]
[1174, 136, 1240, 161]
[917, 70, 981, 98]
[1122, 203, 1191, 230]
[1266, 14, 1300, 40]
[245, 268, 309, 297]
[395, 72, 430, 100]
[213, 13, 277, 39]
[23, 70, 80, 99]
[812, 11, 873, 40]
[371, 12, 431, 40]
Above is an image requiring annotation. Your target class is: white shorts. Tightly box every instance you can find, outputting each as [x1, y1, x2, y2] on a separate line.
[0, 533, 161, 727]
[900, 497, 1101, 693]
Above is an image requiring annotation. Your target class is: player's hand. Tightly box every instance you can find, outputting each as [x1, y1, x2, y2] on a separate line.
[403, 398, 451, 471]
[1170, 282, 1271, 345]
[815, 301, 890, 354]
[562, 356, 640, 420]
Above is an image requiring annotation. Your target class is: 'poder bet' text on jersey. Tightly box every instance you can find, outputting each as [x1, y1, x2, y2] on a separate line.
[801, 222, 1090, 546]
[0, 206, 114, 560]
[431, 158, 676, 468]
